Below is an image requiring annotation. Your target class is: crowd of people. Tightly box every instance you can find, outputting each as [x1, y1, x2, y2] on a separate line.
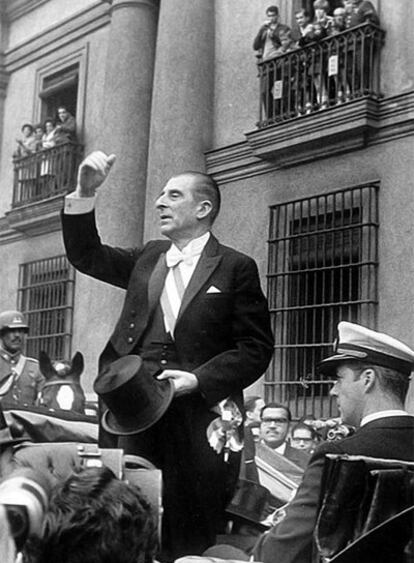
[12, 107, 78, 200]
[13, 107, 77, 159]
[0, 146, 412, 563]
[254, 1, 379, 62]
[254, 1, 380, 118]
[0, 5, 412, 561]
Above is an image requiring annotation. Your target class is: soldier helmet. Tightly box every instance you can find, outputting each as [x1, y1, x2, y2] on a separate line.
[0, 310, 29, 334]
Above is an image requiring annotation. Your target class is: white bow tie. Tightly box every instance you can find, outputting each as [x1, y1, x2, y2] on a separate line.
[166, 247, 196, 268]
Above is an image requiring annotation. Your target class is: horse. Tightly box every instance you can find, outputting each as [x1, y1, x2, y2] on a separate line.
[37, 350, 87, 415]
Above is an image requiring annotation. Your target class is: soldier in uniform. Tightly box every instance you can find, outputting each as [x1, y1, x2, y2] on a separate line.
[0, 310, 44, 407]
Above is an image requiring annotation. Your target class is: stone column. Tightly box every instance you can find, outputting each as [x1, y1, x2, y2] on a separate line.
[99, 0, 159, 246]
[0, 11, 9, 144]
[144, 0, 215, 240]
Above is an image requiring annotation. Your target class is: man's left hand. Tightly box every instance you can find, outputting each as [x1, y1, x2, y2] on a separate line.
[157, 370, 199, 397]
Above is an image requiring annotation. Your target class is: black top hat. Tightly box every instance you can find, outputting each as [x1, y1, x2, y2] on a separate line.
[94, 355, 174, 436]
[226, 478, 272, 526]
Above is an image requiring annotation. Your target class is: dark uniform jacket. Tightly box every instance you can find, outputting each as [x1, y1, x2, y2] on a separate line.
[253, 416, 414, 563]
[0, 348, 44, 407]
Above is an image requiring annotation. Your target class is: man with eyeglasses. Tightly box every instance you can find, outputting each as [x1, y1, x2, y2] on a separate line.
[258, 403, 310, 469]
[290, 422, 317, 454]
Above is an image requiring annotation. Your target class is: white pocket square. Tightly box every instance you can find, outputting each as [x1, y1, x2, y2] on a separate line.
[206, 285, 221, 294]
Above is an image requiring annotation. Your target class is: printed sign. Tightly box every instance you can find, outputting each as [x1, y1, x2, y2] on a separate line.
[328, 55, 338, 76]
[273, 80, 283, 100]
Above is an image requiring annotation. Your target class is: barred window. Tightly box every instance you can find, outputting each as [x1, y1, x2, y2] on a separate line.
[17, 255, 75, 360]
[266, 184, 379, 418]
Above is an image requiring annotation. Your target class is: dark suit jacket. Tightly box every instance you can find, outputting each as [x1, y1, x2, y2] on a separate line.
[253, 416, 414, 563]
[61, 210, 274, 409]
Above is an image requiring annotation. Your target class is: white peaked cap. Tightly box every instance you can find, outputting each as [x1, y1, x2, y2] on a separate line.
[319, 321, 414, 376]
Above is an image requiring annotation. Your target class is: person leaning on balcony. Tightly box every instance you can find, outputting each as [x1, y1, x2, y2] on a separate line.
[253, 6, 290, 62]
[54, 106, 77, 144]
[42, 118, 58, 149]
[13, 123, 37, 158]
[253, 6, 291, 120]
[345, 0, 379, 29]
[294, 9, 315, 47]
[39, 118, 59, 186]
[312, 0, 334, 34]
[329, 7, 347, 35]
[305, 0, 332, 111]
[344, 0, 380, 97]
[251, 321, 414, 563]
[33, 123, 45, 151]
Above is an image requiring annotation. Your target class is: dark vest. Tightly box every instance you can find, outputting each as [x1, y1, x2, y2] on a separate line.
[134, 304, 180, 374]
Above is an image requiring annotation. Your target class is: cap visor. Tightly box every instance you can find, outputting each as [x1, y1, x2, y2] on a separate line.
[318, 353, 361, 376]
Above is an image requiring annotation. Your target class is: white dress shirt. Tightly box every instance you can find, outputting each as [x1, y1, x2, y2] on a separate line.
[360, 409, 412, 427]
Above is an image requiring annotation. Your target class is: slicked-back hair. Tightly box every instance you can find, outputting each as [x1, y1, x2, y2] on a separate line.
[175, 171, 221, 225]
[260, 402, 292, 422]
[348, 361, 410, 404]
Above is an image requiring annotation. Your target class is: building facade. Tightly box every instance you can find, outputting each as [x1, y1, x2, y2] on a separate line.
[0, 0, 412, 415]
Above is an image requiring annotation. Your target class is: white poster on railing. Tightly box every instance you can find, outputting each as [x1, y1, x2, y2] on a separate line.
[328, 55, 338, 76]
[273, 80, 283, 100]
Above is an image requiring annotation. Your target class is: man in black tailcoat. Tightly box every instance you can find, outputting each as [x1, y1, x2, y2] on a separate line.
[61, 151, 273, 560]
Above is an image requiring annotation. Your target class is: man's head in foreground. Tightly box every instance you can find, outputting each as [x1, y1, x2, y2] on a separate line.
[319, 321, 414, 428]
[24, 466, 158, 563]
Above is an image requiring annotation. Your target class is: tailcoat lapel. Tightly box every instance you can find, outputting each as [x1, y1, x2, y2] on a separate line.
[176, 235, 222, 325]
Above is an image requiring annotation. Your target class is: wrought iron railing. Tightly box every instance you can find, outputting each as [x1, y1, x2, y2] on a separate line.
[12, 142, 83, 207]
[266, 183, 379, 419]
[18, 255, 75, 360]
[257, 23, 385, 128]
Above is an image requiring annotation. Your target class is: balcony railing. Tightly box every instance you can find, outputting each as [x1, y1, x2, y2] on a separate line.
[12, 142, 83, 207]
[257, 23, 385, 128]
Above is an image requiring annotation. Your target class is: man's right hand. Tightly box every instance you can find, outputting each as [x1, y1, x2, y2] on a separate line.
[76, 151, 116, 198]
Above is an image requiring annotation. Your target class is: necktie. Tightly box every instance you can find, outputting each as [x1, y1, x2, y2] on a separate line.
[160, 257, 186, 336]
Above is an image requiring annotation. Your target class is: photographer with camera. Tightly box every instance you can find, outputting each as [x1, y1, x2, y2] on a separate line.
[0, 467, 52, 562]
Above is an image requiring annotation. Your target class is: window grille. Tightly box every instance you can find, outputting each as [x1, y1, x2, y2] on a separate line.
[17, 255, 75, 361]
[266, 183, 378, 418]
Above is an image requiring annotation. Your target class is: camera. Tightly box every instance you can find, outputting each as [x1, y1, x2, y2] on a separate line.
[0, 468, 51, 551]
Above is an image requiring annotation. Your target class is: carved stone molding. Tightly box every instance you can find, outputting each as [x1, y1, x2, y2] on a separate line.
[3, 0, 50, 22]
[206, 91, 414, 183]
[4, 194, 66, 237]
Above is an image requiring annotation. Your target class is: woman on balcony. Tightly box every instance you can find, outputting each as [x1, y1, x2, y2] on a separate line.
[40, 118, 58, 193]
